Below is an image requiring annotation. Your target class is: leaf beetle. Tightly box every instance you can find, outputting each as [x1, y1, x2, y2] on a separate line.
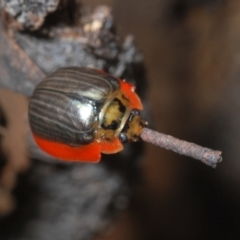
[29, 67, 147, 162]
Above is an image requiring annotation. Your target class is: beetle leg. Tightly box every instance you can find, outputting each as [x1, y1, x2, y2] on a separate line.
[33, 134, 101, 162]
[119, 80, 143, 110]
[100, 137, 123, 154]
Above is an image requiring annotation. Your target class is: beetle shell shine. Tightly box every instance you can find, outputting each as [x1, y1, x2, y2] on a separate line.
[29, 67, 145, 162]
[29, 67, 121, 145]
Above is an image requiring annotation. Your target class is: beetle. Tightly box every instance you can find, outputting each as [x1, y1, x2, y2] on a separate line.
[29, 67, 146, 162]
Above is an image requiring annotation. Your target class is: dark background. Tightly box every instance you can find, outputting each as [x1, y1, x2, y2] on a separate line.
[93, 0, 240, 239]
[1, 0, 240, 239]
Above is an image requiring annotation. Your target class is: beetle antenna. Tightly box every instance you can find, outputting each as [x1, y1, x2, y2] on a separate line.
[140, 127, 222, 168]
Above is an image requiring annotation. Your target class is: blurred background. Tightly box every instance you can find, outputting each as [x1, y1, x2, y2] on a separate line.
[1, 0, 240, 239]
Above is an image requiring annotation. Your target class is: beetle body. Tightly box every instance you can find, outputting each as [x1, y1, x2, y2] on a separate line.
[29, 67, 146, 162]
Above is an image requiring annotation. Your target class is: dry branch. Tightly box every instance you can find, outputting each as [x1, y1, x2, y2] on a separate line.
[141, 127, 222, 168]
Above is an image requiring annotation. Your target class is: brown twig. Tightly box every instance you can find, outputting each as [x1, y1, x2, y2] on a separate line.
[0, 23, 46, 96]
[141, 127, 222, 168]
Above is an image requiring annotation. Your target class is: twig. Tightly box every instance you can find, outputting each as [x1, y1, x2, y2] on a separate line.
[141, 127, 222, 168]
[0, 23, 46, 97]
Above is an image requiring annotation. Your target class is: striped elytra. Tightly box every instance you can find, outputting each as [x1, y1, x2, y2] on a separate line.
[29, 67, 146, 162]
